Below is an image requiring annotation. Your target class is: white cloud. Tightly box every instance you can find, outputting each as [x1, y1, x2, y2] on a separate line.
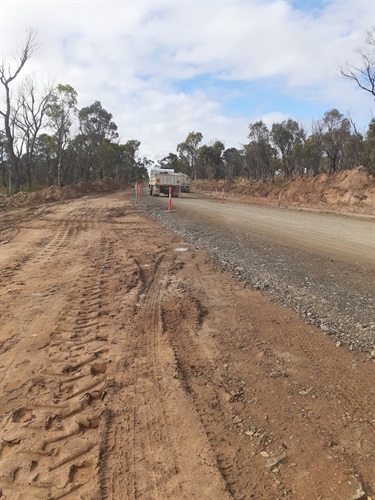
[1, 0, 374, 160]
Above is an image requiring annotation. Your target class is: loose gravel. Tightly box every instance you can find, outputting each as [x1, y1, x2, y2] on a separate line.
[135, 194, 375, 354]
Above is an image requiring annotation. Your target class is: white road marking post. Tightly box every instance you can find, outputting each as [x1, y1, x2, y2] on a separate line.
[278, 190, 282, 208]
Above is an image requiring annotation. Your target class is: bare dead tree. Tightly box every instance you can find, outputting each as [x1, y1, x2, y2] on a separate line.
[13, 77, 54, 187]
[340, 29, 375, 100]
[0, 28, 39, 193]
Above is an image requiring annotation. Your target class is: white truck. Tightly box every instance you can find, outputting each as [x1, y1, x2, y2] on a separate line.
[148, 167, 175, 177]
[180, 173, 191, 193]
[149, 171, 183, 197]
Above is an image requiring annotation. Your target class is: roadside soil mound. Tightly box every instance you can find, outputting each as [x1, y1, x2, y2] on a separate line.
[193, 166, 375, 215]
[2, 167, 375, 216]
[0, 177, 126, 209]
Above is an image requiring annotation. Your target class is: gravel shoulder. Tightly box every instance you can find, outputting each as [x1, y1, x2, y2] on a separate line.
[137, 190, 375, 352]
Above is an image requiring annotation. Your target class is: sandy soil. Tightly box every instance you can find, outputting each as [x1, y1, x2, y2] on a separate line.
[0, 190, 374, 499]
[193, 166, 375, 216]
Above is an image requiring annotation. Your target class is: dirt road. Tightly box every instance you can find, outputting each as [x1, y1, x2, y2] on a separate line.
[172, 194, 374, 265]
[0, 190, 374, 499]
[140, 192, 374, 350]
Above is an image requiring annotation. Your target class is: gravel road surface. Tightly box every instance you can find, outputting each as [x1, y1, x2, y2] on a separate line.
[138, 191, 375, 351]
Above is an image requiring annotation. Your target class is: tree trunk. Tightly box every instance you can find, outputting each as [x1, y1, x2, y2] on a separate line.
[7, 166, 12, 196]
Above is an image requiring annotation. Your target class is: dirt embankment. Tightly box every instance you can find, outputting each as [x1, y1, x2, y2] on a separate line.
[193, 167, 375, 216]
[1, 167, 374, 217]
[0, 177, 126, 210]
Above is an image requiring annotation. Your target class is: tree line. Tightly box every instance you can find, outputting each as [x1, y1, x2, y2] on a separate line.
[160, 28, 375, 181]
[0, 30, 148, 194]
[161, 108, 373, 181]
[1, 29, 374, 195]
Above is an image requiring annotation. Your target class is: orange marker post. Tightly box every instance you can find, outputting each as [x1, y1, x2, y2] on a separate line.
[168, 186, 172, 212]
[221, 188, 225, 203]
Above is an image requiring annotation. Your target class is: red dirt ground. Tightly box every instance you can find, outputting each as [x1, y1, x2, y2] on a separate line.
[0, 169, 374, 499]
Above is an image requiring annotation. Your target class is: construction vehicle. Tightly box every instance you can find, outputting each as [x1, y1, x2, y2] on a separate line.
[149, 171, 182, 197]
[148, 167, 175, 178]
[180, 173, 191, 192]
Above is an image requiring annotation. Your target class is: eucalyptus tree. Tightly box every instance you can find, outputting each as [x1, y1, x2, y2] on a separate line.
[341, 129, 364, 170]
[46, 84, 78, 186]
[197, 140, 225, 179]
[34, 133, 57, 185]
[0, 28, 38, 193]
[177, 131, 203, 180]
[0, 130, 7, 187]
[363, 118, 375, 173]
[104, 142, 129, 179]
[291, 134, 322, 176]
[307, 120, 326, 175]
[222, 147, 244, 179]
[244, 121, 274, 179]
[271, 119, 305, 177]
[158, 152, 181, 171]
[339, 30, 374, 173]
[321, 109, 351, 173]
[96, 141, 127, 181]
[120, 139, 141, 181]
[78, 100, 118, 181]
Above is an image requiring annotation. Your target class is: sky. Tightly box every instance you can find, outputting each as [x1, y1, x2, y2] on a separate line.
[1, 0, 375, 162]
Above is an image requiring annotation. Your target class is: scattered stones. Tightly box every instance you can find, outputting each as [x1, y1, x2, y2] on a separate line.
[298, 387, 313, 396]
[269, 371, 282, 379]
[349, 475, 366, 500]
[245, 425, 257, 436]
[256, 432, 268, 445]
[265, 454, 287, 470]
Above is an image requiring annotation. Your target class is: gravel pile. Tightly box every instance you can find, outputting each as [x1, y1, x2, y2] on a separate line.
[135, 195, 375, 354]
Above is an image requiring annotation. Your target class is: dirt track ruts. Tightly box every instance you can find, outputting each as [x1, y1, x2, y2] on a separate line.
[0, 190, 374, 499]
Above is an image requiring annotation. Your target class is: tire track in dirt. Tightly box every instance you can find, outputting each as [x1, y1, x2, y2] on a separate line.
[8, 191, 371, 498]
[98, 251, 183, 499]
[158, 243, 375, 499]
[161, 243, 375, 499]
[161, 278, 277, 500]
[0, 220, 73, 286]
[0, 204, 116, 498]
[97, 240, 229, 500]
[0, 207, 96, 387]
[0, 202, 109, 288]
